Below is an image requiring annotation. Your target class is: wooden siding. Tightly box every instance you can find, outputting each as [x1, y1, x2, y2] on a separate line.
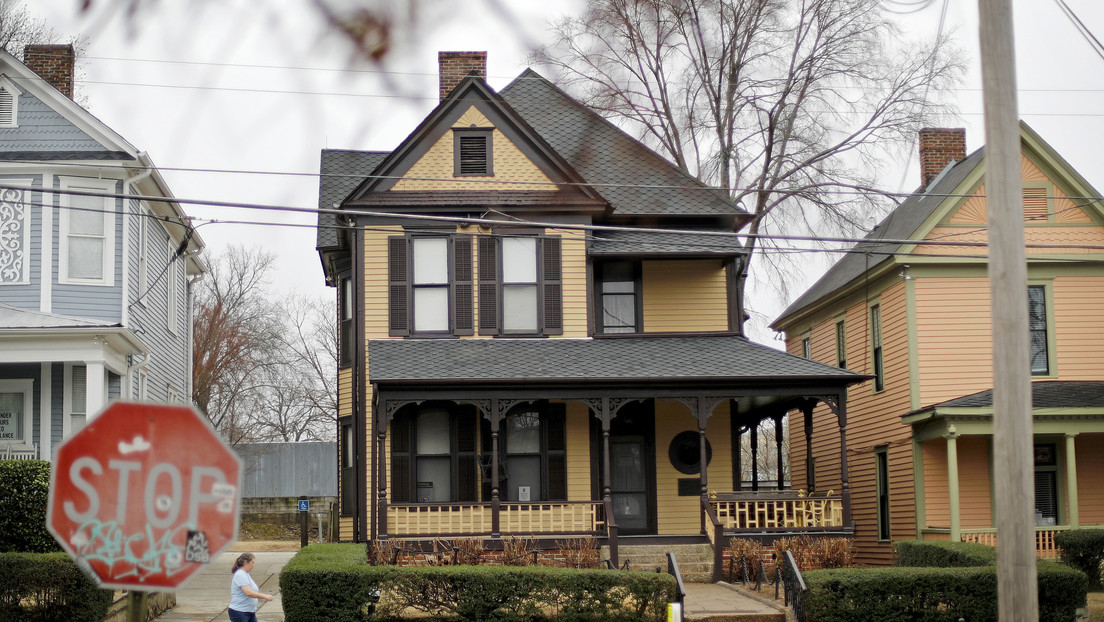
[957, 437, 993, 529]
[654, 399, 732, 535]
[560, 230, 588, 337]
[914, 276, 995, 406]
[641, 260, 728, 332]
[1076, 434, 1104, 525]
[1053, 276, 1104, 379]
[923, 439, 949, 528]
[917, 226, 1104, 257]
[393, 106, 554, 191]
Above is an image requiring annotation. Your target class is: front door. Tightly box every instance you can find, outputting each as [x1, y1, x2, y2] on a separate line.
[594, 400, 657, 535]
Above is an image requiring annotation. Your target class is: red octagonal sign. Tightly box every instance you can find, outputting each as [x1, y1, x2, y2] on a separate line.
[47, 402, 242, 591]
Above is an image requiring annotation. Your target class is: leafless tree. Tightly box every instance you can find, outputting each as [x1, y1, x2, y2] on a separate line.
[738, 418, 789, 487]
[535, 0, 964, 306]
[0, 0, 59, 58]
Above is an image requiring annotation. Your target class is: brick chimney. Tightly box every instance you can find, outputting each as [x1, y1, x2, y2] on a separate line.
[918, 128, 966, 188]
[24, 44, 75, 99]
[438, 51, 486, 101]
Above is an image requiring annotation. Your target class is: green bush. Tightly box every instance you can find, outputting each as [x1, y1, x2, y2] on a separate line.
[803, 561, 1085, 622]
[0, 552, 114, 622]
[280, 543, 677, 622]
[1055, 528, 1104, 590]
[0, 460, 60, 553]
[893, 539, 997, 567]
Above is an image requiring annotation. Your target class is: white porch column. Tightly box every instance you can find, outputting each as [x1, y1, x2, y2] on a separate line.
[945, 425, 961, 542]
[85, 360, 106, 419]
[1066, 433, 1079, 528]
[39, 362, 51, 460]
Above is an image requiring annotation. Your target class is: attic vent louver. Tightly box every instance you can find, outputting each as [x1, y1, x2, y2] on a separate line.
[0, 89, 14, 126]
[454, 128, 493, 176]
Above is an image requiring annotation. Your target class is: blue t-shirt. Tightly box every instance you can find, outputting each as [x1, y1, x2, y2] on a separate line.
[230, 569, 259, 612]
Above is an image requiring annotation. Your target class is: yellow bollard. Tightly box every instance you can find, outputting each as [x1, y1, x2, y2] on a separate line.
[667, 602, 682, 622]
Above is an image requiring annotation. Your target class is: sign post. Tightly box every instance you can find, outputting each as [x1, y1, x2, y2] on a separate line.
[47, 402, 242, 615]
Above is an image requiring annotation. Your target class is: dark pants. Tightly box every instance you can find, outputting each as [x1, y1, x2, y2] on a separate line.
[228, 608, 258, 622]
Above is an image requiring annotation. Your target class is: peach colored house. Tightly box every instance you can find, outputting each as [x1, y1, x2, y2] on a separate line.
[772, 124, 1104, 565]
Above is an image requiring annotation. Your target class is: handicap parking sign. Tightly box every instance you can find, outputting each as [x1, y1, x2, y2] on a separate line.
[298, 499, 310, 512]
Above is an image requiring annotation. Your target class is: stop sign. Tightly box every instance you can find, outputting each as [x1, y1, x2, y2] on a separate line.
[47, 402, 242, 591]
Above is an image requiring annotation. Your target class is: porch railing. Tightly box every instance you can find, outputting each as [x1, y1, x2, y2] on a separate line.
[386, 500, 607, 539]
[710, 491, 849, 533]
[920, 527, 1066, 558]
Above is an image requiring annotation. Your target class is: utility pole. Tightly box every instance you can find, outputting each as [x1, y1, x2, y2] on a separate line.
[977, 0, 1038, 619]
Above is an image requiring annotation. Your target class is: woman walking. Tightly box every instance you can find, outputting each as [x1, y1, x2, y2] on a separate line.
[228, 553, 275, 622]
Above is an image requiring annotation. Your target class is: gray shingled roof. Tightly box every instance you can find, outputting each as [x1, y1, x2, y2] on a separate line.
[772, 148, 986, 327]
[915, 381, 1104, 412]
[499, 70, 744, 219]
[589, 229, 745, 257]
[316, 149, 388, 250]
[369, 336, 863, 385]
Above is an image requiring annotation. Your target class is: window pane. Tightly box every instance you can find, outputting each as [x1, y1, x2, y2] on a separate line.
[416, 457, 451, 502]
[502, 237, 537, 283]
[503, 284, 537, 331]
[602, 261, 634, 283]
[414, 287, 449, 332]
[1035, 470, 1057, 525]
[69, 201, 104, 235]
[416, 408, 450, 454]
[507, 455, 541, 501]
[1028, 286, 1046, 330]
[602, 294, 635, 332]
[68, 238, 104, 279]
[1030, 332, 1049, 374]
[0, 391, 24, 441]
[506, 412, 540, 453]
[72, 366, 86, 414]
[412, 238, 448, 284]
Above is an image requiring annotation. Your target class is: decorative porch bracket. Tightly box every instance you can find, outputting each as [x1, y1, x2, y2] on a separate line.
[806, 393, 851, 528]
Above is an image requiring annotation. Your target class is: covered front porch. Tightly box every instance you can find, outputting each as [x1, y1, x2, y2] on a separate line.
[906, 381, 1104, 558]
[348, 336, 864, 577]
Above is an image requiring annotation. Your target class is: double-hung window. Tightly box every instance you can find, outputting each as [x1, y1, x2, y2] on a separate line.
[166, 241, 178, 334]
[491, 403, 567, 502]
[1034, 443, 1059, 526]
[478, 233, 562, 336]
[870, 304, 884, 391]
[596, 261, 640, 334]
[0, 379, 32, 446]
[388, 234, 473, 336]
[836, 320, 847, 368]
[59, 178, 115, 285]
[390, 403, 479, 503]
[875, 448, 890, 540]
[339, 277, 353, 366]
[1028, 284, 1051, 375]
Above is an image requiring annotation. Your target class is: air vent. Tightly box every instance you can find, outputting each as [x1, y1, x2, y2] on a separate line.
[459, 135, 488, 174]
[0, 90, 13, 126]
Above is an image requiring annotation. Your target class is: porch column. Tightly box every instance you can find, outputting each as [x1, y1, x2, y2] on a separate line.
[377, 429, 387, 539]
[597, 397, 618, 569]
[945, 426, 961, 542]
[834, 394, 851, 527]
[85, 359, 105, 419]
[491, 398, 502, 538]
[1066, 433, 1079, 528]
[731, 400, 742, 491]
[698, 404, 709, 536]
[774, 414, 784, 490]
[39, 362, 51, 460]
[802, 402, 815, 491]
[750, 423, 759, 492]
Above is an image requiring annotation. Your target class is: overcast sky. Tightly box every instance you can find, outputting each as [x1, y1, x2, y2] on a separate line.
[22, 0, 1104, 341]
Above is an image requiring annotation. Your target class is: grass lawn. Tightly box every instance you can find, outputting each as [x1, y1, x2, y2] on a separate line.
[1090, 592, 1104, 621]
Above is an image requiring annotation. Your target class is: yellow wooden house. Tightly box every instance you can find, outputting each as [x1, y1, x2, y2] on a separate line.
[316, 52, 866, 578]
[772, 124, 1104, 565]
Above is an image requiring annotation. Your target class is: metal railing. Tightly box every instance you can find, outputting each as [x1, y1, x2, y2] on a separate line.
[780, 550, 808, 622]
[667, 552, 686, 622]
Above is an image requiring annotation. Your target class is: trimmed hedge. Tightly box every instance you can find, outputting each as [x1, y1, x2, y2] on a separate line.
[1055, 528, 1104, 590]
[0, 460, 60, 553]
[893, 539, 997, 567]
[280, 543, 677, 622]
[0, 552, 114, 622]
[803, 561, 1086, 622]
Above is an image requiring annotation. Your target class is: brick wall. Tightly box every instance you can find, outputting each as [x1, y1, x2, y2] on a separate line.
[918, 128, 967, 188]
[439, 51, 486, 100]
[24, 44, 75, 99]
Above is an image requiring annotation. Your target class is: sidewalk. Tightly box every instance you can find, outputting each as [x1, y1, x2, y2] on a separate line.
[155, 550, 296, 622]
[682, 582, 787, 621]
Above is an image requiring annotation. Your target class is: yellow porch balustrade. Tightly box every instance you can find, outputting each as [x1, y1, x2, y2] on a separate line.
[920, 527, 1066, 558]
[386, 501, 605, 538]
[710, 492, 847, 532]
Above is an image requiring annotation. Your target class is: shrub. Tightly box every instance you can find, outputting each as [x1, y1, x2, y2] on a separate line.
[0, 460, 60, 553]
[280, 543, 677, 622]
[0, 552, 114, 622]
[810, 537, 853, 569]
[555, 537, 601, 568]
[893, 539, 997, 567]
[803, 561, 1085, 622]
[1055, 528, 1104, 590]
[728, 537, 765, 582]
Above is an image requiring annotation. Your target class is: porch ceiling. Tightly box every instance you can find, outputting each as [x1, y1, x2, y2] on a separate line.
[368, 335, 865, 390]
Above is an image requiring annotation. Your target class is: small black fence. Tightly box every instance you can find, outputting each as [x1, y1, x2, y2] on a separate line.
[726, 551, 808, 622]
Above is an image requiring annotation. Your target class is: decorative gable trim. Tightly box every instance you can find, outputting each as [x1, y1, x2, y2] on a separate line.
[0, 178, 33, 285]
[0, 74, 24, 127]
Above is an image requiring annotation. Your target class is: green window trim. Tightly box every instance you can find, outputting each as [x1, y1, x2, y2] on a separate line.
[875, 447, 890, 541]
[870, 304, 884, 392]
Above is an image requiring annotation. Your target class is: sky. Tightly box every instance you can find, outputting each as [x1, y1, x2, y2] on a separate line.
[22, 0, 1104, 343]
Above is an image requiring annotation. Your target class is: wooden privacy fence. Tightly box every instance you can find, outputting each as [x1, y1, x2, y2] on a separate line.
[387, 500, 606, 538]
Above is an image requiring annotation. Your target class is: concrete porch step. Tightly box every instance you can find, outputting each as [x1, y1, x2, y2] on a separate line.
[605, 542, 716, 582]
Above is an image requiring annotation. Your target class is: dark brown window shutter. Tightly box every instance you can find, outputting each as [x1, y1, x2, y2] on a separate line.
[546, 405, 566, 452]
[478, 235, 499, 335]
[547, 454, 566, 500]
[388, 236, 410, 336]
[453, 236, 474, 335]
[542, 237, 563, 335]
[391, 414, 412, 502]
[546, 404, 566, 500]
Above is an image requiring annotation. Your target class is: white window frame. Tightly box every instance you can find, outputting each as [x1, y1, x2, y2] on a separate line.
[137, 202, 148, 305]
[63, 364, 87, 439]
[167, 238, 178, 334]
[0, 75, 23, 128]
[58, 177, 116, 286]
[0, 378, 33, 446]
[167, 385, 180, 404]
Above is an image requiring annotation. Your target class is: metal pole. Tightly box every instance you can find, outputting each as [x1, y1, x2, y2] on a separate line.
[978, 0, 1038, 618]
[126, 591, 148, 622]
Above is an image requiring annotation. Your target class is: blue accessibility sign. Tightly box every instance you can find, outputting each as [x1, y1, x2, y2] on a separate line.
[298, 499, 310, 512]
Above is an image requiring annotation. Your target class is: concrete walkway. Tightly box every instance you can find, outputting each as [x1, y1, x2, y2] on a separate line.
[682, 582, 787, 621]
[155, 551, 295, 622]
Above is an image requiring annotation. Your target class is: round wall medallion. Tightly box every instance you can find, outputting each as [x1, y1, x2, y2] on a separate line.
[668, 431, 712, 475]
